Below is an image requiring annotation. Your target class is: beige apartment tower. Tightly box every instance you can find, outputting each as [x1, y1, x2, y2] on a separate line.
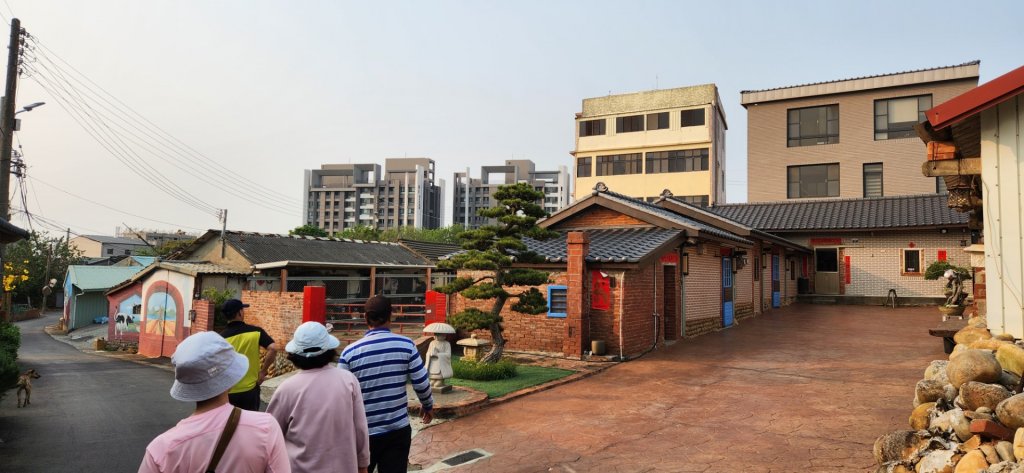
[573, 84, 727, 206]
[741, 61, 979, 202]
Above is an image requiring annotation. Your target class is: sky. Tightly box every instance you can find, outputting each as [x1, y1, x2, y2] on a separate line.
[2, 0, 1022, 238]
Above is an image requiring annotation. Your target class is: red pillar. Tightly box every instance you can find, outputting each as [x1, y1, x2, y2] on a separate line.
[563, 231, 589, 358]
[303, 286, 326, 323]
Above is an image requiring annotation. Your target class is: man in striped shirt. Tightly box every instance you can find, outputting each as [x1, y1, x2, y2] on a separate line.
[339, 295, 434, 473]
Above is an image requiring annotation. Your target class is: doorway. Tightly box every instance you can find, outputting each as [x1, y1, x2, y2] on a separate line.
[722, 257, 734, 327]
[663, 265, 677, 340]
[814, 248, 840, 295]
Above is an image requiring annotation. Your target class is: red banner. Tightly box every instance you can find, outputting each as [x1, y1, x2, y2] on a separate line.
[938, 250, 947, 262]
[810, 238, 842, 246]
[844, 256, 851, 284]
[591, 270, 611, 311]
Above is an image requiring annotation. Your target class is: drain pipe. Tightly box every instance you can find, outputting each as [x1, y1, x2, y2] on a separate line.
[614, 272, 622, 360]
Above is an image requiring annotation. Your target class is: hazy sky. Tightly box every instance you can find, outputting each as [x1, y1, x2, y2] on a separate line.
[4, 1, 1022, 237]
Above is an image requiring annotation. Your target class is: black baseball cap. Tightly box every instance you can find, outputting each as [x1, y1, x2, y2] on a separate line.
[222, 299, 250, 316]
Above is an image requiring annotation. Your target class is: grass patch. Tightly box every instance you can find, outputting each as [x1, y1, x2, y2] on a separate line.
[449, 357, 573, 398]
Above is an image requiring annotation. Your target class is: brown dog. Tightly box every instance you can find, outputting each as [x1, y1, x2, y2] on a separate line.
[16, 369, 40, 408]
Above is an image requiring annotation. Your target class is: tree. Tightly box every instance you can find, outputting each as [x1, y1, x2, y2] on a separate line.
[437, 183, 558, 363]
[335, 225, 465, 244]
[288, 225, 329, 238]
[136, 238, 196, 257]
[3, 232, 81, 307]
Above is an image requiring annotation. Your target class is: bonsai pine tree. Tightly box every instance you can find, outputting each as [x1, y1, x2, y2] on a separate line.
[437, 182, 559, 363]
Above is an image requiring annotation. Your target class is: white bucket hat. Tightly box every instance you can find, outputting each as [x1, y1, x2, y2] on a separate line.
[169, 332, 248, 402]
[286, 321, 341, 357]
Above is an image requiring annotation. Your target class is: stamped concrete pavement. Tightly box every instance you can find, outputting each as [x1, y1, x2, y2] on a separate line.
[410, 304, 945, 472]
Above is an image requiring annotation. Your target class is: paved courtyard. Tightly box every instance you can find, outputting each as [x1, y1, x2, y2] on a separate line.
[410, 304, 946, 472]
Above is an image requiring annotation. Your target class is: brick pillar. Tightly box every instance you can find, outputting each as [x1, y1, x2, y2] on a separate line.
[563, 231, 589, 358]
[191, 299, 215, 334]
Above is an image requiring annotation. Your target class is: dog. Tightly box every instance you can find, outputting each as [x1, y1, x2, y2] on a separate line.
[16, 369, 40, 408]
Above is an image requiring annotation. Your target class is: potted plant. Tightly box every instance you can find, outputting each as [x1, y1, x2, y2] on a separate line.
[924, 261, 972, 318]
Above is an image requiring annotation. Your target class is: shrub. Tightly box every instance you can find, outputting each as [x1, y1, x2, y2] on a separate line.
[452, 357, 517, 381]
[924, 261, 972, 281]
[0, 321, 20, 390]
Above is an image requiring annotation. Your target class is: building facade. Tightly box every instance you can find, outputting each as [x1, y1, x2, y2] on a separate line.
[572, 84, 728, 206]
[69, 235, 150, 258]
[453, 159, 570, 228]
[115, 228, 198, 248]
[742, 61, 979, 202]
[303, 158, 445, 234]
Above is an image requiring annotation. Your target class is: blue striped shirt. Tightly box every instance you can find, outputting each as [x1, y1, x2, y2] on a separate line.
[339, 328, 433, 436]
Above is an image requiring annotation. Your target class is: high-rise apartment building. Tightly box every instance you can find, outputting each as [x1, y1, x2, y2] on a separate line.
[303, 158, 444, 234]
[741, 61, 979, 202]
[453, 160, 570, 228]
[572, 84, 727, 206]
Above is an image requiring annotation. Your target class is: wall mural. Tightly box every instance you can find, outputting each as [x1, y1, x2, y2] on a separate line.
[114, 294, 142, 337]
[146, 291, 177, 336]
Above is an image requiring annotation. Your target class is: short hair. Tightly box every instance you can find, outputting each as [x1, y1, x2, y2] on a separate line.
[364, 295, 392, 326]
[286, 349, 338, 370]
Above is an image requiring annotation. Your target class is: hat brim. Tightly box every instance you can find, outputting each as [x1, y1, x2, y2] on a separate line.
[169, 352, 249, 402]
[286, 334, 341, 357]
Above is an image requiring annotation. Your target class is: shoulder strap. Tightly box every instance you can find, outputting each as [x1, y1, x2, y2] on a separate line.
[206, 407, 242, 473]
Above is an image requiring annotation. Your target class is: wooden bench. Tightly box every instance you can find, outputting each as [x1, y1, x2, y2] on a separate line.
[929, 318, 967, 354]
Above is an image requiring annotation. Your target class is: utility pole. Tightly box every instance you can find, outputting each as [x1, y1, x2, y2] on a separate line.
[0, 18, 21, 319]
[0, 18, 22, 220]
[219, 209, 227, 258]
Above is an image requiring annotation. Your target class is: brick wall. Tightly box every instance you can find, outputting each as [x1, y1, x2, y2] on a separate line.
[684, 243, 723, 333]
[621, 261, 661, 355]
[559, 206, 649, 228]
[590, 269, 622, 356]
[783, 231, 972, 297]
[191, 299, 215, 334]
[239, 290, 305, 347]
[734, 257, 754, 319]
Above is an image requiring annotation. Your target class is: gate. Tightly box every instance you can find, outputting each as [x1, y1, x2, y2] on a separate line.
[722, 257, 734, 327]
[771, 254, 781, 308]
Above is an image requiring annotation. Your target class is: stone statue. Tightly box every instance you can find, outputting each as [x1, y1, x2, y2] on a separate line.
[425, 333, 453, 393]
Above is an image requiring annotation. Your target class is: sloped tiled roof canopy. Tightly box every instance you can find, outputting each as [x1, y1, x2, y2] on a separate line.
[525, 227, 684, 263]
[220, 232, 434, 269]
[707, 194, 968, 232]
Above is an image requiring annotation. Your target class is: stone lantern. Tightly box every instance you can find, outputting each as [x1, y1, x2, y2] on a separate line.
[457, 334, 492, 363]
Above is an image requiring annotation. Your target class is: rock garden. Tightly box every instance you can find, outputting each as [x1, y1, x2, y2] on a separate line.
[874, 314, 1024, 472]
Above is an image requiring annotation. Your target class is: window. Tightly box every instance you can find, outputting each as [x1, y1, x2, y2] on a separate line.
[124, 249, 131, 255]
[645, 148, 709, 174]
[787, 163, 839, 198]
[131, 304, 142, 315]
[681, 109, 705, 127]
[677, 195, 710, 207]
[790, 260, 796, 280]
[936, 177, 948, 194]
[787, 104, 839, 147]
[106, 248, 114, 255]
[596, 154, 642, 176]
[646, 112, 669, 130]
[547, 285, 567, 318]
[902, 249, 922, 275]
[616, 115, 644, 133]
[863, 163, 883, 197]
[875, 95, 932, 140]
[579, 119, 606, 137]
[576, 157, 592, 178]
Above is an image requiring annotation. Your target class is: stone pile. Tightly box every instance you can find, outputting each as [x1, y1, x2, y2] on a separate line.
[875, 315, 1024, 473]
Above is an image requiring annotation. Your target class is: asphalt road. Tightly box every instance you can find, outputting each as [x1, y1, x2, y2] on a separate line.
[0, 312, 192, 472]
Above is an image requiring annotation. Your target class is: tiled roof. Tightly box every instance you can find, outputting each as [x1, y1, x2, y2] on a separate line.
[594, 188, 752, 245]
[741, 61, 980, 94]
[223, 232, 433, 268]
[525, 227, 683, 263]
[399, 239, 462, 262]
[79, 235, 149, 245]
[706, 194, 969, 232]
[66, 265, 146, 292]
[154, 261, 249, 276]
[661, 196, 810, 251]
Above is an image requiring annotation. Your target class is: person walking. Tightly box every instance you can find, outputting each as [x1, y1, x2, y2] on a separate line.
[267, 322, 370, 473]
[339, 295, 434, 473]
[139, 331, 290, 473]
[220, 298, 279, 411]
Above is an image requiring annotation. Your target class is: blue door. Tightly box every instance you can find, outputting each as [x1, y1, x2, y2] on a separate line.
[722, 257, 734, 327]
[771, 255, 781, 308]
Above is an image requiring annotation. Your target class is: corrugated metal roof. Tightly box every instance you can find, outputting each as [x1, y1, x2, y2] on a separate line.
[927, 63, 1024, 130]
[130, 256, 158, 266]
[152, 261, 249, 276]
[525, 228, 683, 263]
[707, 194, 968, 232]
[399, 239, 462, 262]
[741, 60, 979, 94]
[223, 232, 433, 268]
[66, 265, 145, 292]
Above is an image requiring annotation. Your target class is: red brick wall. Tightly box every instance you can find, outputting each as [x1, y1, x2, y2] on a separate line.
[559, 207, 649, 228]
[563, 231, 588, 358]
[589, 269, 621, 355]
[621, 261, 662, 355]
[191, 299, 215, 334]
[239, 290, 304, 347]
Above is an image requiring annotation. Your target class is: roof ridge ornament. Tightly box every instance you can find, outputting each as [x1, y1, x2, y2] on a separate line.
[660, 189, 674, 198]
[593, 182, 609, 193]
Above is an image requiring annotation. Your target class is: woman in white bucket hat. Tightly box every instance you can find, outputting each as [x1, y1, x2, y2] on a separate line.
[139, 331, 290, 473]
[267, 322, 370, 473]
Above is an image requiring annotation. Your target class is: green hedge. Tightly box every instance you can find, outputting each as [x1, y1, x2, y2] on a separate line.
[0, 321, 20, 389]
[452, 357, 517, 381]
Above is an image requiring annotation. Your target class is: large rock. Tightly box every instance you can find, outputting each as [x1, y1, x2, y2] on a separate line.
[919, 379, 949, 404]
[915, 449, 957, 473]
[973, 339, 1012, 351]
[956, 326, 994, 345]
[948, 350, 1003, 388]
[933, 408, 972, 441]
[912, 403, 936, 430]
[995, 440, 1016, 462]
[981, 444, 1001, 465]
[995, 333, 1016, 342]
[928, 360, 951, 383]
[951, 344, 970, 360]
[1001, 371, 1023, 390]
[998, 345, 1024, 377]
[987, 461, 1024, 473]
[960, 381, 1013, 411]
[1015, 428, 1024, 460]
[998, 395, 1024, 430]
[874, 430, 929, 464]
[954, 450, 988, 472]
